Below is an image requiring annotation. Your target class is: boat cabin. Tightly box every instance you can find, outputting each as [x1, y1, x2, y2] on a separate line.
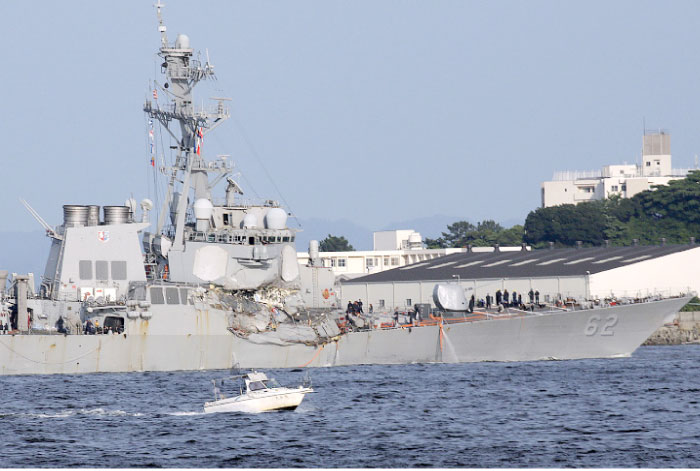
[244, 372, 281, 392]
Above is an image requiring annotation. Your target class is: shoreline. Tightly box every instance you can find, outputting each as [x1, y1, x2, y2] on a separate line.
[644, 312, 700, 346]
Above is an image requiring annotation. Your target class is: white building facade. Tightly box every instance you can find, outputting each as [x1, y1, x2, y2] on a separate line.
[541, 131, 692, 207]
[297, 229, 528, 280]
[297, 230, 464, 280]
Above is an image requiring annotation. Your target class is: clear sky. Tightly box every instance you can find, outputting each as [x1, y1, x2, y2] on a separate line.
[2, 0, 700, 234]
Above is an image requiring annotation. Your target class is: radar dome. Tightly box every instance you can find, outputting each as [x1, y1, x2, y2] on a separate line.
[242, 213, 258, 229]
[264, 208, 287, 229]
[140, 198, 154, 211]
[193, 198, 214, 220]
[175, 34, 190, 49]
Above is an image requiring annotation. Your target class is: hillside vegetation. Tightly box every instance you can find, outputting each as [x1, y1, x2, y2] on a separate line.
[428, 170, 700, 248]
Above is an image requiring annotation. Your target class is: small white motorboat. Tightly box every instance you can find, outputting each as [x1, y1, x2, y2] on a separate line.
[204, 371, 313, 414]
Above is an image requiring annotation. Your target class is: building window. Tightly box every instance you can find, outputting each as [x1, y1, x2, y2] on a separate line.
[621, 184, 627, 191]
[646, 162, 651, 167]
[338, 258, 346, 267]
[611, 185, 618, 192]
[406, 298, 412, 307]
[379, 299, 385, 308]
[391, 257, 399, 265]
[366, 258, 374, 268]
[330, 259, 336, 267]
[383, 256, 390, 265]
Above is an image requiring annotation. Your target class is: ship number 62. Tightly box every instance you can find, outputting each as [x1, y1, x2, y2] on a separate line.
[585, 314, 618, 336]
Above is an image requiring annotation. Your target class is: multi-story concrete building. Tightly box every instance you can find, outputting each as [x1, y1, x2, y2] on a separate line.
[541, 131, 692, 208]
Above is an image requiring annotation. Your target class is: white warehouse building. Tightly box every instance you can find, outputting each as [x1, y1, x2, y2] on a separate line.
[339, 243, 700, 312]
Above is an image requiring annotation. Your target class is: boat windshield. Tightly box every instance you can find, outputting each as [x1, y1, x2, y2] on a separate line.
[248, 381, 266, 391]
[263, 379, 280, 388]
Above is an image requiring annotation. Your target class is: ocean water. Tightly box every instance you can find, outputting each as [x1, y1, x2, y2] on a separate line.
[1, 345, 700, 468]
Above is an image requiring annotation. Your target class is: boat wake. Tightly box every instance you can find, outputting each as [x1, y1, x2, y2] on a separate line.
[168, 411, 207, 416]
[12, 407, 144, 419]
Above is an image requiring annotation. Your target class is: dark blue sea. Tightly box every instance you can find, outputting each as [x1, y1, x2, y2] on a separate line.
[2, 345, 700, 468]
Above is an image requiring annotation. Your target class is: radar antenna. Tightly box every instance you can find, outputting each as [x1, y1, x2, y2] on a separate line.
[155, 0, 169, 49]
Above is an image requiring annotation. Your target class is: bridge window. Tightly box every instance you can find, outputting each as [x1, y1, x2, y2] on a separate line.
[150, 287, 165, 304]
[96, 260, 109, 281]
[111, 261, 127, 280]
[180, 288, 191, 305]
[79, 260, 92, 280]
[165, 287, 180, 305]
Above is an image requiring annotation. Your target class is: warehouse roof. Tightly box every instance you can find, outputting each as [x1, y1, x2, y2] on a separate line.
[342, 244, 698, 284]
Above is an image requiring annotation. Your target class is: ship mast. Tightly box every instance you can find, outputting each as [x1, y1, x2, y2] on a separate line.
[144, 1, 230, 251]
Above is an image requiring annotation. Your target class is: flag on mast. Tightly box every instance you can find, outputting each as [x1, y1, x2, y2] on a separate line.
[149, 119, 155, 167]
[195, 126, 204, 155]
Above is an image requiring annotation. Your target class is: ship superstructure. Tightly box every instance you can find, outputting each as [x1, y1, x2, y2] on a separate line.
[142, 2, 300, 291]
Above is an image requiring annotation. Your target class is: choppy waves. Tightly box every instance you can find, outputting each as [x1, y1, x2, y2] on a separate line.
[0, 345, 699, 467]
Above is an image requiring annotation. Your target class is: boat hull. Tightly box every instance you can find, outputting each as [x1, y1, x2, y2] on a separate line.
[0, 297, 689, 375]
[204, 388, 311, 414]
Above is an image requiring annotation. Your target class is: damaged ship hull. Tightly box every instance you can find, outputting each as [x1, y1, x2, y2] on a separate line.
[0, 296, 688, 375]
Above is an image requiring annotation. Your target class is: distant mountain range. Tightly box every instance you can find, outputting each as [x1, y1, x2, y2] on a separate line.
[0, 214, 524, 281]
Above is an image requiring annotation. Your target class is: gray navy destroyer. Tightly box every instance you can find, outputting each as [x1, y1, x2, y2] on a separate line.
[0, 5, 691, 375]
